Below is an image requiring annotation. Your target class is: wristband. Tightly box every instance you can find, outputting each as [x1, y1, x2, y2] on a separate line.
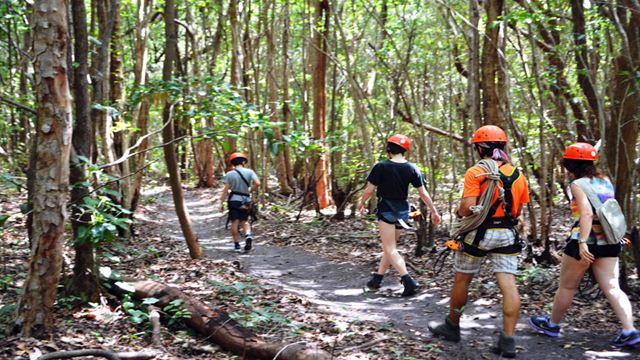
[578, 239, 588, 244]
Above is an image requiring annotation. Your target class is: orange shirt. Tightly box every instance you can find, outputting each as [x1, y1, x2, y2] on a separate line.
[462, 162, 530, 218]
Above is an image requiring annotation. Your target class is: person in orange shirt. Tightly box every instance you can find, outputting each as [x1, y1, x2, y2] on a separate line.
[429, 125, 530, 358]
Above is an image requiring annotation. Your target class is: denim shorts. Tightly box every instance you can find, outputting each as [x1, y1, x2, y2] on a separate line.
[377, 210, 409, 228]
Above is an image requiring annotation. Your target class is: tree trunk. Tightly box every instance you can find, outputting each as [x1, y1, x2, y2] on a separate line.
[68, 0, 100, 302]
[266, 0, 292, 195]
[91, 0, 118, 169]
[570, 0, 606, 138]
[227, 0, 242, 153]
[15, 0, 73, 338]
[281, 0, 295, 189]
[480, 0, 504, 124]
[311, 0, 333, 209]
[162, 0, 202, 259]
[128, 0, 154, 213]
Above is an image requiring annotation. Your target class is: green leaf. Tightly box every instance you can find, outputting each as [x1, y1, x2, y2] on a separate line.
[0, 215, 8, 227]
[142, 297, 160, 305]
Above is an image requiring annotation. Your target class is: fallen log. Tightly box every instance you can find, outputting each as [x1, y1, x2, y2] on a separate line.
[38, 350, 159, 360]
[127, 280, 330, 360]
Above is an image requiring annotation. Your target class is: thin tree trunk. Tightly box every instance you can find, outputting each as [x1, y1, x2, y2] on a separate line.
[311, 0, 332, 209]
[129, 0, 154, 213]
[68, 0, 100, 302]
[162, 0, 202, 259]
[227, 0, 242, 153]
[266, 0, 292, 195]
[15, 0, 73, 338]
[281, 0, 295, 189]
[571, 0, 606, 138]
[480, 0, 504, 124]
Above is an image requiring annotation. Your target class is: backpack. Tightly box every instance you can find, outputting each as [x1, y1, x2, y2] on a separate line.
[572, 178, 626, 245]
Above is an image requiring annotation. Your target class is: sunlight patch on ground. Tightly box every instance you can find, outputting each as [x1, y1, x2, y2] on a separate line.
[333, 288, 364, 296]
[437, 296, 450, 305]
[584, 350, 631, 358]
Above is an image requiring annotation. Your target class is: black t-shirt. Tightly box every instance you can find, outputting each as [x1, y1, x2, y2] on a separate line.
[366, 160, 425, 212]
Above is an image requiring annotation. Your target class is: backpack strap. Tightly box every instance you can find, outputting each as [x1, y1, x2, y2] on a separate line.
[572, 178, 603, 210]
[469, 165, 521, 249]
[230, 169, 252, 197]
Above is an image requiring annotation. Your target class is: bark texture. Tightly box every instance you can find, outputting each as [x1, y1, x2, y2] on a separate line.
[311, 0, 333, 209]
[480, 0, 504, 124]
[15, 0, 73, 338]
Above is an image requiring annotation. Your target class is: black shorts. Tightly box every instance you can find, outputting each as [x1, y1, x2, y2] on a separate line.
[228, 200, 250, 221]
[564, 239, 622, 261]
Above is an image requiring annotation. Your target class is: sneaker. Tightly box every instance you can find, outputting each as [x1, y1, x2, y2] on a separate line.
[400, 274, 420, 297]
[366, 273, 384, 289]
[529, 315, 561, 337]
[234, 242, 241, 251]
[244, 235, 253, 252]
[612, 329, 640, 347]
[492, 332, 516, 358]
[428, 316, 461, 342]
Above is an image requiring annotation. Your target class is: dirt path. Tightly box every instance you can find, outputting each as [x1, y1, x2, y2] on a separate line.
[148, 187, 639, 359]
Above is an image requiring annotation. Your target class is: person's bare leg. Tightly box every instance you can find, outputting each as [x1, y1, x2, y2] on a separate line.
[231, 219, 240, 243]
[377, 253, 391, 275]
[496, 272, 520, 337]
[242, 220, 251, 236]
[378, 221, 408, 276]
[448, 272, 474, 324]
[592, 257, 635, 331]
[550, 255, 589, 324]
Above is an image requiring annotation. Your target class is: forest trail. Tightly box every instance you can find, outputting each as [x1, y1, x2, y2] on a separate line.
[145, 187, 639, 360]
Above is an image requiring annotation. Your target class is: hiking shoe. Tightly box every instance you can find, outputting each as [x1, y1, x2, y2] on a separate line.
[612, 329, 640, 347]
[492, 332, 516, 358]
[234, 242, 241, 251]
[529, 315, 560, 337]
[244, 235, 253, 252]
[428, 316, 461, 342]
[366, 273, 384, 289]
[400, 274, 420, 297]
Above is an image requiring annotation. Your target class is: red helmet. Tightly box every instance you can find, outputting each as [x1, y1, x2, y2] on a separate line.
[563, 142, 598, 161]
[387, 134, 411, 151]
[472, 125, 508, 143]
[229, 152, 248, 162]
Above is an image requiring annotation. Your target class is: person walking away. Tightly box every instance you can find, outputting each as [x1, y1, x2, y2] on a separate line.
[359, 134, 441, 296]
[529, 142, 639, 347]
[428, 125, 529, 358]
[220, 152, 260, 252]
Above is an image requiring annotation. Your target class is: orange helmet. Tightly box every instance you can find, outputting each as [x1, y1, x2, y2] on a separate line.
[472, 125, 508, 143]
[387, 134, 411, 151]
[563, 142, 598, 161]
[229, 152, 248, 162]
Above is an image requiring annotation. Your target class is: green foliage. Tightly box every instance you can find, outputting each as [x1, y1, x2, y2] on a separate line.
[162, 299, 192, 326]
[74, 193, 132, 245]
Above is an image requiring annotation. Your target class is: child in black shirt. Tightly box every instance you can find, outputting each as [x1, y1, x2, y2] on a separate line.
[359, 134, 441, 296]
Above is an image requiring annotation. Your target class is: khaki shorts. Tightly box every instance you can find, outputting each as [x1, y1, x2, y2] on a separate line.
[454, 228, 519, 275]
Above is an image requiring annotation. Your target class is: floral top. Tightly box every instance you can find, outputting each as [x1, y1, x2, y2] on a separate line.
[569, 177, 615, 245]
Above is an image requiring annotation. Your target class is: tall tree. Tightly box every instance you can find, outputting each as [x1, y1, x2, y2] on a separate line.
[68, 0, 100, 302]
[481, 0, 505, 124]
[310, 0, 332, 209]
[128, 0, 154, 212]
[266, 0, 293, 195]
[15, 0, 73, 338]
[162, 0, 202, 259]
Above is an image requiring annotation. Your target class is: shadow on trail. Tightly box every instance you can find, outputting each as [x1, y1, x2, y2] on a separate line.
[150, 188, 640, 359]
